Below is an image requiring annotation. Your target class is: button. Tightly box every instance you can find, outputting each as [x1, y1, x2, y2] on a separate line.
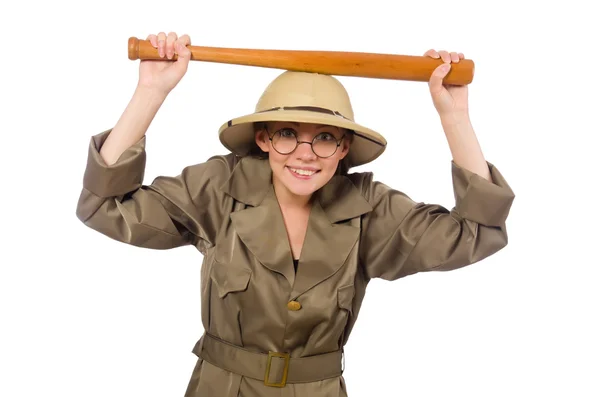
[287, 300, 302, 311]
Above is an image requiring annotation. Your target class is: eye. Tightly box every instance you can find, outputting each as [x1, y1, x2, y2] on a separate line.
[277, 128, 297, 138]
[315, 132, 335, 141]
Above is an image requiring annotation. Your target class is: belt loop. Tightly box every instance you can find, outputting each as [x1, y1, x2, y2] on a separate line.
[191, 333, 206, 357]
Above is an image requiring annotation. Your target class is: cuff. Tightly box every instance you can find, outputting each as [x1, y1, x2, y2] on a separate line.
[451, 160, 515, 227]
[82, 129, 147, 198]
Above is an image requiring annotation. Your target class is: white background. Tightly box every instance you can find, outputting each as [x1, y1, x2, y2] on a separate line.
[1, 0, 599, 396]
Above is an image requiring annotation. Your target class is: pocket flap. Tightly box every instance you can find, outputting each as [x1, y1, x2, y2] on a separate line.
[210, 265, 251, 298]
[337, 284, 355, 313]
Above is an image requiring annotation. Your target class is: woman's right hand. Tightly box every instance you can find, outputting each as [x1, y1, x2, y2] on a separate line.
[137, 32, 192, 97]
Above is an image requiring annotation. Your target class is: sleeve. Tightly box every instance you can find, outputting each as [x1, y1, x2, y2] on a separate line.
[75, 129, 234, 254]
[359, 160, 515, 280]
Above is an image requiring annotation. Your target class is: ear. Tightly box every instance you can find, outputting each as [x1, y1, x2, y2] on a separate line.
[338, 132, 351, 159]
[254, 127, 271, 152]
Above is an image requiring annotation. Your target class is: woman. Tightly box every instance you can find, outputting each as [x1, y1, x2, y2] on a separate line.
[76, 32, 515, 396]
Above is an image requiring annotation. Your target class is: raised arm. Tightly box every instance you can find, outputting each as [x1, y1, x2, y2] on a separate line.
[75, 32, 233, 254]
[100, 32, 192, 164]
[358, 48, 515, 280]
[358, 159, 515, 280]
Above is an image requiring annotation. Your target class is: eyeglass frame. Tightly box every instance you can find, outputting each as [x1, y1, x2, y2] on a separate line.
[265, 126, 347, 158]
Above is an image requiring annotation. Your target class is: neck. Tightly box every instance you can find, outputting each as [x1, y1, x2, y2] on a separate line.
[273, 178, 313, 209]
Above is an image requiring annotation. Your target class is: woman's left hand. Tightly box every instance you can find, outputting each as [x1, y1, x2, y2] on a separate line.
[425, 49, 469, 118]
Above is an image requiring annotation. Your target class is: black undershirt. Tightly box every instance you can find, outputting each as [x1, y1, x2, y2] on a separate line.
[293, 259, 299, 273]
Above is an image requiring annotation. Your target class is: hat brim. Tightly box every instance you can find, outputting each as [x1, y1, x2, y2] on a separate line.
[218, 109, 387, 167]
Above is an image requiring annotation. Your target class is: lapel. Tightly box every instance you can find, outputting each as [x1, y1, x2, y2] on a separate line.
[230, 186, 297, 287]
[221, 156, 373, 296]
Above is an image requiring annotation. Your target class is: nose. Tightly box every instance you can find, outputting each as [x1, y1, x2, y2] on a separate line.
[294, 141, 317, 161]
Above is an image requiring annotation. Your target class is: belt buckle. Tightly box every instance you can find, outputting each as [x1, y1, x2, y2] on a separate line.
[264, 351, 290, 388]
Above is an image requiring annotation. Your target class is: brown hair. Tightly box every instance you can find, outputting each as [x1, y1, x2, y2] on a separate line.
[250, 122, 354, 176]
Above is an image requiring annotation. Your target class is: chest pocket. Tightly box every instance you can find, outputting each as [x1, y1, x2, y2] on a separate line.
[210, 264, 251, 298]
[207, 261, 252, 340]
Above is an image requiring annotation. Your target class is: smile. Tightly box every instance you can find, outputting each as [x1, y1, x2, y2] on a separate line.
[287, 167, 320, 178]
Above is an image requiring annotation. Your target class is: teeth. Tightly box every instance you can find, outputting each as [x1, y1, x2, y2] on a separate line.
[290, 167, 316, 176]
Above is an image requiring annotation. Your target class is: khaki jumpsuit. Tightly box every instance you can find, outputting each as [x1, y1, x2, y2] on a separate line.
[76, 130, 515, 396]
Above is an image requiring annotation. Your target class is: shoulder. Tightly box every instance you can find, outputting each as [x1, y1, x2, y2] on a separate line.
[346, 170, 386, 203]
[346, 171, 374, 195]
[179, 154, 271, 206]
[181, 153, 241, 183]
[345, 170, 412, 206]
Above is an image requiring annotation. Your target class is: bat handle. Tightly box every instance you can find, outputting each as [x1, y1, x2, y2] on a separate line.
[128, 37, 186, 60]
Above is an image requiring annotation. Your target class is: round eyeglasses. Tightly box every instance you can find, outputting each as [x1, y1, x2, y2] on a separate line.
[268, 128, 346, 158]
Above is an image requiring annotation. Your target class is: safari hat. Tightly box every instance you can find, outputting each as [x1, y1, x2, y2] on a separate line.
[218, 71, 387, 167]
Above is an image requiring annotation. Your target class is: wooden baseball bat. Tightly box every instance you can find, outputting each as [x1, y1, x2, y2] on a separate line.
[128, 37, 474, 85]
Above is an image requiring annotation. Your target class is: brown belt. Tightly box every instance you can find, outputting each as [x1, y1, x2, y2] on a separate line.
[192, 332, 343, 388]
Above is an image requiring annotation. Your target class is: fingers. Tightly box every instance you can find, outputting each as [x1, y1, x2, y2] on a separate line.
[146, 32, 191, 64]
[429, 63, 451, 95]
[171, 34, 192, 75]
[424, 49, 440, 59]
[425, 49, 466, 106]
[424, 49, 464, 63]
[156, 32, 167, 58]
[175, 34, 191, 57]
[438, 50, 451, 63]
[166, 32, 178, 59]
[175, 36, 192, 63]
[146, 34, 158, 48]
[178, 34, 191, 47]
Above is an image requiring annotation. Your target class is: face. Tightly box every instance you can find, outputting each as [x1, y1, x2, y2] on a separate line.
[255, 121, 351, 200]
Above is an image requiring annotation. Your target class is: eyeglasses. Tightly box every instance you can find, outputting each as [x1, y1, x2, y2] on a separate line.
[268, 127, 346, 158]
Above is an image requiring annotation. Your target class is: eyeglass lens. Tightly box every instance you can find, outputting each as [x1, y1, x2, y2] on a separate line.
[271, 129, 340, 158]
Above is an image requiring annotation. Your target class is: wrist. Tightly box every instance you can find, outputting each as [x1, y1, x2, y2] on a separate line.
[440, 111, 470, 126]
[134, 84, 169, 105]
